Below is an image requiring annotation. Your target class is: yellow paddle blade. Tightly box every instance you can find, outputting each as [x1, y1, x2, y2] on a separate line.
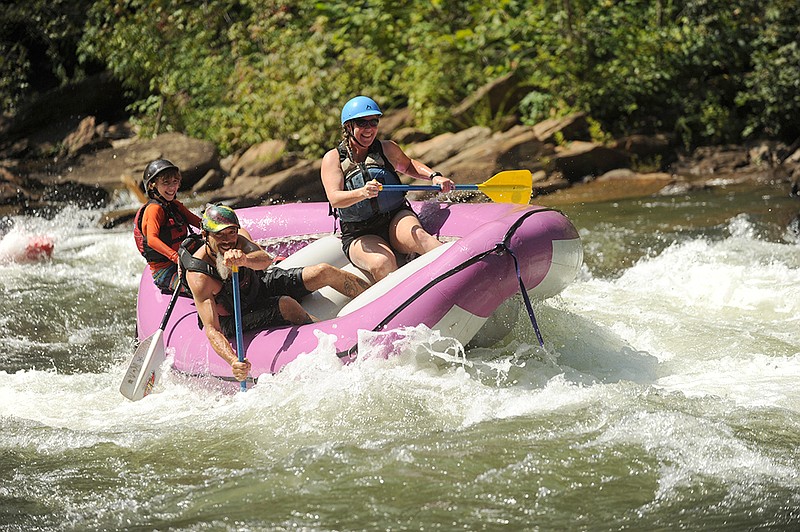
[475, 170, 532, 204]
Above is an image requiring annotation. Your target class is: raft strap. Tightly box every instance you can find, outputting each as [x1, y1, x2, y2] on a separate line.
[504, 245, 544, 347]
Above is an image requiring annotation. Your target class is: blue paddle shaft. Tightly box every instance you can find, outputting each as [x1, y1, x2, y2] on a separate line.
[380, 184, 479, 191]
[231, 269, 247, 391]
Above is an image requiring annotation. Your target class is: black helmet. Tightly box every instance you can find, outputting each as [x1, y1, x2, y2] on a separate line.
[142, 159, 179, 192]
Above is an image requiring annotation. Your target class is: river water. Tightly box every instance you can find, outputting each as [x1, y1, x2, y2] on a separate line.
[1, 182, 799, 531]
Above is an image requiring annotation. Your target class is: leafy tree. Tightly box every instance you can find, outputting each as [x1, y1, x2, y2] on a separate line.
[0, 0, 97, 113]
[79, 0, 246, 146]
[737, 0, 800, 140]
[78, 0, 513, 155]
[4, 0, 797, 158]
[509, 0, 798, 147]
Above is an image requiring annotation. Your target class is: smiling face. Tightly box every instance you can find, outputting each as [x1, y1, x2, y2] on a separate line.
[152, 170, 182, 201]
[205, 226, 240, 255]
[348, 114, 380, 146]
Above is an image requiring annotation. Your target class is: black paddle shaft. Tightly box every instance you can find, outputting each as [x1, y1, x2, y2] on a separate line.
[159, 282, 183, 330]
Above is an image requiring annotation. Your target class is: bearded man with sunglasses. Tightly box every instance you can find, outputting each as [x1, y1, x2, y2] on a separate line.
[321, 95, 455, 283]
[180, 204, 371, 381]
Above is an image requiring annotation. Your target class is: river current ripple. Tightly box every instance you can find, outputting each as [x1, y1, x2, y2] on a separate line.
[1, 184, 799, 530]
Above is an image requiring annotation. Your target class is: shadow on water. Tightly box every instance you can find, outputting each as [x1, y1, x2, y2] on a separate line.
[462, 299, 659, 389]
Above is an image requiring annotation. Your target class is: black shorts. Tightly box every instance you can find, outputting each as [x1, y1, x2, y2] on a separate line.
[340, 204, 414, 260]
[218, 266, 311, 337]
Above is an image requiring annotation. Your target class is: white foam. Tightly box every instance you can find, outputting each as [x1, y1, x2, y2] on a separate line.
[2, 206, 799, 521]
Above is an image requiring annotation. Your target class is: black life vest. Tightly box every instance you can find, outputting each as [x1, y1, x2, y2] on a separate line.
[178, 237, 263, 316]
[133, 198, 190, 263]
[334, 140, 405, 223]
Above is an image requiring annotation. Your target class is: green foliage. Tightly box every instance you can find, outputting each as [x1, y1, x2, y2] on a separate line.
[519, 91, 557, 126]
[0, 40, 29, 112]
[78, 0, 244, 146]
[630, 154, 663, 174]
[4, 0, 800, 158]
[507, 0, 800, 147]
[76, 0, 510, 155]
[0, 0, 95, 113]
[587, 117, 613, 145]
[736, 0, 800, 140]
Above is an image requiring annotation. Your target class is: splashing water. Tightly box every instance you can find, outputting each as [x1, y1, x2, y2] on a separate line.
[2, 185, 799, 530]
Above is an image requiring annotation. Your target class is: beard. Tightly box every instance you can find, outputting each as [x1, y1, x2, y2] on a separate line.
[215, 252, 231, 281]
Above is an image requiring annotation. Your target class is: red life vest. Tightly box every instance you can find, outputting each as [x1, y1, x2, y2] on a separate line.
[133, 199, 189, 263]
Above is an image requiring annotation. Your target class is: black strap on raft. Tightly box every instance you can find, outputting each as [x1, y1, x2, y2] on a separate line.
[337, 207, 554, 359]
[505, 245, 545, 347]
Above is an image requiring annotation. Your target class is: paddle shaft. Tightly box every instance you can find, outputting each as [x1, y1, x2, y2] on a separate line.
[159, 281, 183, 330]
[231, 267, 247, 391]
[380, 184, 479, 191]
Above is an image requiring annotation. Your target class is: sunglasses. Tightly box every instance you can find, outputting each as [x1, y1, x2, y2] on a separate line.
[353, 118, 380, 128]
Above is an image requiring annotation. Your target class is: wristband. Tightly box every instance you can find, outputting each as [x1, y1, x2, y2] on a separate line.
[429, 171, 443, 180]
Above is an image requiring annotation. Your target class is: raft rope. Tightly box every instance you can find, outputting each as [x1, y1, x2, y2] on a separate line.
[504, 245, 545, 347]
[338, 207, 554, 358]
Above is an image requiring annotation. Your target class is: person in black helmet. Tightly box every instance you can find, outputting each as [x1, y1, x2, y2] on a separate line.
[133, 159, 202, 292]
[321, 95, 455, 283]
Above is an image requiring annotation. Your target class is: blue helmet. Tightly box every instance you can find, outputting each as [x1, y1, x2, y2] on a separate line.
[340, 96, 383, 125]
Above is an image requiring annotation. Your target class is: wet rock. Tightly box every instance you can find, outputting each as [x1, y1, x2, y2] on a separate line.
[671, 145, 750, 176]
[62, 116, 112, 158]
[57, 132, 220, 190]
[4, 70, 797, 224]
[192, 169, 225, 193]
[214, 159, 324, 206]
[391, 127, 431, 145]
[229, 139, 289, 179]
[405, 126, 492, 167]
[532, 112, 591, 144]
[549, 141, 632, 183]
[1, 165, 110, 216]
[438, 125, 549, 183]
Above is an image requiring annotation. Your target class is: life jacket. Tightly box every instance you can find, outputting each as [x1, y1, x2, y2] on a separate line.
[133, 198, 190, 263]
[177, 237, 263, 316]
[335, 140, 405, 223]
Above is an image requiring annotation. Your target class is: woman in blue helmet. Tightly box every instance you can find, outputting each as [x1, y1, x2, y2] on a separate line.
[321, 95, 455, 282]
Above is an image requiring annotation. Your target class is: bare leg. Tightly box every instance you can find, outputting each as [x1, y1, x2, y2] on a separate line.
[347, 235, 398, 282]
[301, 263, 370, 298]
[278, 296, 315, 324]
[390, 210, 441, 256]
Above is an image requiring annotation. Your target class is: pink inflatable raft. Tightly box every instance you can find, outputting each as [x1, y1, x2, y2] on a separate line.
[134, 201, 583, 386]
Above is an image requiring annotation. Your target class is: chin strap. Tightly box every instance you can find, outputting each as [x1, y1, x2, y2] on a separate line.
[151, 190, 169, 203]
[345, 124, 370, 150]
